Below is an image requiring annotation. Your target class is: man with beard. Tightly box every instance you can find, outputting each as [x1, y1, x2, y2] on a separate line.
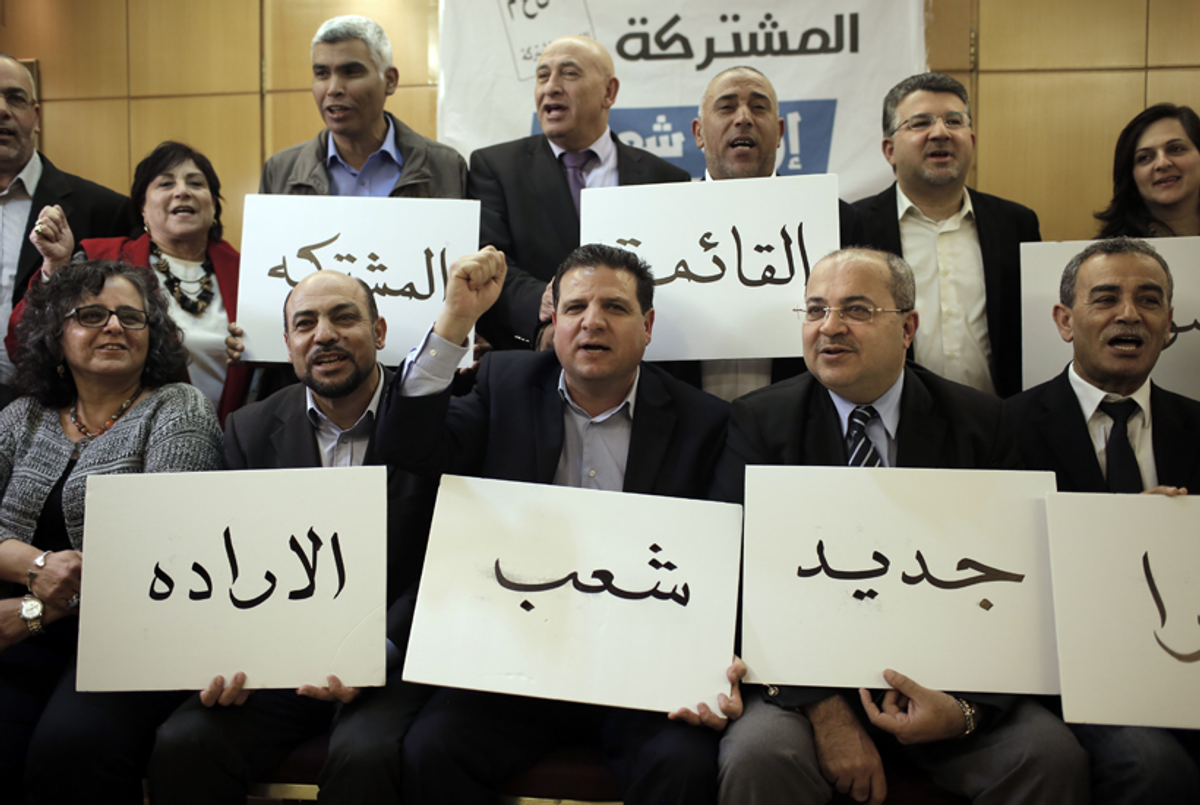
[151, 269, 437, 805]
[855, 73, 1040, 398]
[1006, 236, 1200, 805]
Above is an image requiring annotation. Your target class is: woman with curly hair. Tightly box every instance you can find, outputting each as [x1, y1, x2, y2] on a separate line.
[1096, 103, 1200, 238]
[0, 259, 222, 804]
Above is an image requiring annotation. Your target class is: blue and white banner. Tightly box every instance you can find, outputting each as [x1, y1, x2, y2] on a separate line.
[439, 0, 924, 202]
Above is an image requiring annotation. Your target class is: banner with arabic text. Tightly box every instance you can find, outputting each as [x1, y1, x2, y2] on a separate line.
[77, 468, 387, 691]
[1047, 494, 1200, 729]
[237, 195, 480, 365]
[404, 475, 743, 712]
[580, 174, 840, 360]
[743, 466, 1060, 694]
[439, 0, 924, 202]
[1021, 237, 1200, 398]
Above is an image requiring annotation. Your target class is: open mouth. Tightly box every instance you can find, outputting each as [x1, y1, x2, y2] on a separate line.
[1107, 333, 1145, 352]
[542, 103, 568, 119]
[171, 206, 196, 215]
[579, 343, 610, 353]
[729, 136, 757, 150]
[311, 349, 350, 368]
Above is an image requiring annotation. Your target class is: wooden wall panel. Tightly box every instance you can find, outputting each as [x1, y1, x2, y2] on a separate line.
[1147, 69, 1200, 110]
[927, 0, 974, 72]
[130, 95, 263, 250]
[978, 0, 1146, 71]
[388, 86, 438, 140]
[128, 0, 260, 97]
[38, 99, 130, 196]
[264, 0, 437, 92]
[0, 0, 127, 100]
[1148, 0, 1200, 67]
[975, 72, 1144, 242]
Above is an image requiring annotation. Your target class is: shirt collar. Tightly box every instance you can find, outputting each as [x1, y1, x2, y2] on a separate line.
[895, 181, 973, 225]
[557, 364, 640, 422]
[2, 150, 41, 198]
[827, 368, 905, 440]
[325, 116, 399, 170]
[547, 127, 615, 163]
[1067, 362, 1153, 430]
[305, 363, 386, 431]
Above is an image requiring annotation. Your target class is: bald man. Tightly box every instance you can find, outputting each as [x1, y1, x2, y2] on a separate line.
[468, 35, 691, 350]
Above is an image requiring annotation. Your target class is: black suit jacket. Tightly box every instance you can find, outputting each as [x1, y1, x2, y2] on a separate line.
[224, 369, 437, 641]
[468, 133, 692, 349]
[15, 154, 136, 306]
[853, 183, 1041, 399]
[712, 362, 1019, 711]
[377, 350, 729, 503]
[1005, 367, 1200, 492]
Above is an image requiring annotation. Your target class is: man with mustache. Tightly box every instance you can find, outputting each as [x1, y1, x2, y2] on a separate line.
[1006, 236, 1200, 804]
[259, 15, 466, 200]
[855, 73, 1040, 398]
[712, 247, 1087, 805]
[152, 270, 438, 805]
[377, 243, 734, 805]
[0, 53, 134, 388]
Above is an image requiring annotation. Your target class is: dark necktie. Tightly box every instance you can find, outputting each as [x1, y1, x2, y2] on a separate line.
[1099, 399, 1143, 493]
[845, 405, 883, 468]
[561, 149, 596, 214]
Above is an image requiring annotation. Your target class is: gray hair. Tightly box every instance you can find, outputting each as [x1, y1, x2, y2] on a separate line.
[882, 72, 970, 136]
[312, 15, 393, 76]
[1059, 236, 1173, 306]
[817, 247, 916, 311]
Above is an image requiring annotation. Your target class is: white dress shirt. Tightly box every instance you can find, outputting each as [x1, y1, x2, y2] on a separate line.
[306, 364, 386, 468]
[1066, 363, 1158, 489]
[546, 127, 619, 190]
[827, 370, 905, 467]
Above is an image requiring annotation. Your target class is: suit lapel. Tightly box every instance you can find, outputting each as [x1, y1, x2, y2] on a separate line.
[271, 389, 323, 468]
[860, 183, 903, 256]
[615, 137, 647, 185]
[1151, 384, 1200, 488]
[17, 157, 73, 302]
[797, 384, 848, 465]
[1037, 371, 1106, 491]
[895, 369, 949, 468]
[531, 361, 567, 483]
[624, 368, 674, 494]
[527, 136, 580, 235]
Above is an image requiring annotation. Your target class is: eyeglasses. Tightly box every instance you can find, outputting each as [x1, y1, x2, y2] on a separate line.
[66, 304, 149, 330]
[890, 112, 970, 136]
[794, 304, 911, 324]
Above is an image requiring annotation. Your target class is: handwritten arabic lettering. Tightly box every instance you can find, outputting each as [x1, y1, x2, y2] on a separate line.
[1142, 551, 1200, 662]
[267, 235, 450, 301]
[507, 0, 550, 21]
[1166, 318, 1200, 349]
[797, 540, 1025, 600]
[495, 544, 690, 611]
[651, 223, 809, 288]
[616, 13, 859, 71]
[148, 527, 348, 609]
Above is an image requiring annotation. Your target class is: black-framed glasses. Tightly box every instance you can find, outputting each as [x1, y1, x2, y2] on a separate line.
[66, 305, 149, 330]
[794, 304, 911, 324]
[890, 112, 970, 136]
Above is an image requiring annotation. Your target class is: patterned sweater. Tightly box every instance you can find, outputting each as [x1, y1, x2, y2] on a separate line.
[0, 383, 223, 551]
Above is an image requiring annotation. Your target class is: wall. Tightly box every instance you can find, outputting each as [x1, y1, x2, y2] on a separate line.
[2, 0, 1197, 247]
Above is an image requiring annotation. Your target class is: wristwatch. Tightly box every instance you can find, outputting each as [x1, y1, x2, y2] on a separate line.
[20, 594, 45, 636]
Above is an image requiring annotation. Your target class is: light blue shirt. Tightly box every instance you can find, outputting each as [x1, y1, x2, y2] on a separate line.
[827, 370, 905, 467]
[326, 117, 403, 197]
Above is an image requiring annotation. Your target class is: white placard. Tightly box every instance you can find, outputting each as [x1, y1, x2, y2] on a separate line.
[404, 475, 743, 713]
[1046, 493, 1200, 729]
[743, 466, 1060, 694]
[579, 174, 840, 361]
[237, 195, 480, 365]
[440, 0, 924, 203]
[1021, 237, 1200, 398]
[77, 467, 387, 692]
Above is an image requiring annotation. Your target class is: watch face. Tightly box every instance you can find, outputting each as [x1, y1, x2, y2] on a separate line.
[21, 597, 43, 619]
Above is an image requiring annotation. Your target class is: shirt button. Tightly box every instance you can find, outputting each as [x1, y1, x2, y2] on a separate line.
[767, 685, 779, 697]
[359, 179, 366, 186]
[588, 469, 596, 478]
[430, 349, 438, 357]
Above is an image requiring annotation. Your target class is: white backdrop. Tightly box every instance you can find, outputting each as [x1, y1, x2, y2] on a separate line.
[439, 0, 924, 202]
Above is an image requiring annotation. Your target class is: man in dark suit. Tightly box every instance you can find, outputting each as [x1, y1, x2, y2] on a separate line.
[1006, 236, 1200, 804]
[854, 72, 1040, 398]
[151, 270, 437, 805]
[468, 36, 691, 350]
[714, 248, 1087, 805]
[376, 244, 735, 805]
[0, 54, 134, 383]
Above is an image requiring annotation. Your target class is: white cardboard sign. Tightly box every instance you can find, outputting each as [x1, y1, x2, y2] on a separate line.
[743, 466, 1060, 694]
[77, 467, 387, 692]
[1046, 493, 1200, 729]
[237, 195, 480, 365]
[404, 475, 743, 713]
[579, 174, 841, 362]
[1020, 237, 1200, 398]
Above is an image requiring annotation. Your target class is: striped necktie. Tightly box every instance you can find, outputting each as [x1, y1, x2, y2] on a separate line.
[845, 405, 882, 467]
